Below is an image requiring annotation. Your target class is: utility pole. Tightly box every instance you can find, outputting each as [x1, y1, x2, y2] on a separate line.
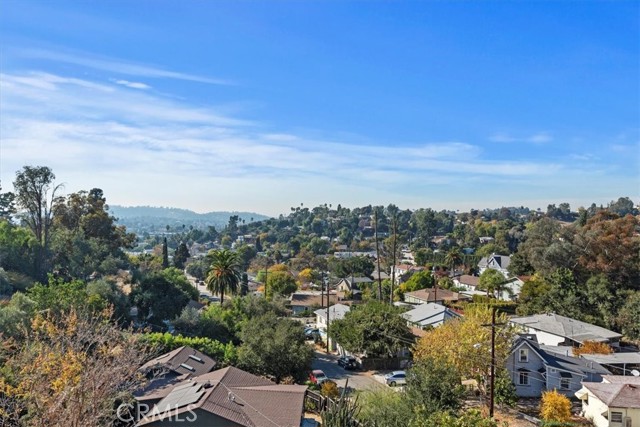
[325, 272, 330, 354]
[374, 209, 382, 301]
[490, 305, 496, 419]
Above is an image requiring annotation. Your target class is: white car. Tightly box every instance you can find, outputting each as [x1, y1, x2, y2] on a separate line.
[384, 371, 407, 386]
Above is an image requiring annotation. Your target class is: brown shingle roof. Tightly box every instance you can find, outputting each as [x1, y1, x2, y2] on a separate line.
[137, 366, 307, 427]
[290, 293, 338, 308]
[404, 288, 465, 303]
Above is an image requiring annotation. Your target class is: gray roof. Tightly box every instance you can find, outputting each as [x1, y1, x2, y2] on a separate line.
[140, 346, 217, 378]
[580, 382, 640, 408]
[137, 366, 307, 427]
[478, 254, 511, 270]
[602, 375, 640, 384]
[401, 303, 461, 328]
[515, 337, 610, 377]
[510, 313, 622, 344]
[315, 304, 350, 321]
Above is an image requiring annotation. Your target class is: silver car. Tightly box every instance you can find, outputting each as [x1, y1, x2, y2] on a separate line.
[384, 370, 407, 386]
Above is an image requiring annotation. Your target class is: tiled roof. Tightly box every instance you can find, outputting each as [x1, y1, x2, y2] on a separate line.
[138, 366, 307, 427]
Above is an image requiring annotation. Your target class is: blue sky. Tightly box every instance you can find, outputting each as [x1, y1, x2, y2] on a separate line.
[1, 1, 638, 216]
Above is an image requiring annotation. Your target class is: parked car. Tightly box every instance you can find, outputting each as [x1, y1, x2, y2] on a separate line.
[309, 369, 329, 385]
[304, 328, 320, 340]
[337, 356, 358, 370]
[384, 371, 407, 386]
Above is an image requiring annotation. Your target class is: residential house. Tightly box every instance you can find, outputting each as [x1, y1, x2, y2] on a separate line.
[403, 288, 467, 305]
[510, 313, 622, 348]
[315, 303, 351, 350]
[136, 346, 217, 407]
[453, 275, 480, 292]
[497, 276, 526, 301]
[336, 276, 373, 298]
[401, 302, 461, 330]
[507, 336, 610, 398]
[289, 291, 338, 315]
[478, 254, 511, 278]
[576, 377, 640, 427]
[541, 347, 640, 377]
[391, 264, 425, 284]
[136, 366, 307, 427]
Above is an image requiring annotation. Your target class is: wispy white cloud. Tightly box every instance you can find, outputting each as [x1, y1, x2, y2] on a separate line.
[113, 79, 151, 90]
[16, 48, 232, 85]
[489, 131, 553, 144]
[2, 70, 617, 215]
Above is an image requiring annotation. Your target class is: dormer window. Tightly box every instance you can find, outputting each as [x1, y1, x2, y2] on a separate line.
[519, 348, 529, 362]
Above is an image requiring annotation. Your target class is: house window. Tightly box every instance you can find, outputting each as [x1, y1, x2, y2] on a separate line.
[518, 372, 529, 385]
[560, 378, 570, 390]
[518, 348, 529, 362]
[611, 412, 623, 423]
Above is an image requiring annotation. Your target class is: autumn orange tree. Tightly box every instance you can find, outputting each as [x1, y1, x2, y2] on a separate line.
[573, 340, 613, 357]
[413, 305, 515, 397]
[0, 308, 153, 427]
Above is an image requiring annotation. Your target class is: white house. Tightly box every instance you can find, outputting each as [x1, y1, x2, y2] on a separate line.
[478, 254, 511, 278]
[453, 275, 480, 292]
[401, 303, 461, 330]
[576, 377, 640, 427]
[509, 313, 622, 347]
[315, 304, 351, 351]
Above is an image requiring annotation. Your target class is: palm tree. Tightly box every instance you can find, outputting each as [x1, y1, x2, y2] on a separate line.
[205, 249, 242, 305]
[444, 248, 463, 273]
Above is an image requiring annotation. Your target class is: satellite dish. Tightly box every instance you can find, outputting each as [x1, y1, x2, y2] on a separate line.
[228, 392, 236, 402]
[631, 369, 640, 377]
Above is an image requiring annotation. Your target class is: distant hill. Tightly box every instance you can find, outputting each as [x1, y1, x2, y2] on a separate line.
[109, 205, 270, 233]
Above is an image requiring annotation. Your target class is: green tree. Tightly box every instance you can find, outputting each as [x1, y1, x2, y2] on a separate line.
[478, 268, 508, 298]
[173, 242, 190, 269]
[444, 248, 463, 272]
[0, 184, 16, 220]
[330, 301, 414, 358]
[13, 166, 63, 278]
[617, 291, 640, 341]
[205, 249, 242, 305]
[401, 270, 435, 292]
[237, 313, 312, 383]
[161, 237, 169, 268]
[358, 388, 412, 427]
[0, 292, 35, 338]
[160, 267, 198, 300]
[405, 357, 465, 414]
[267, 270, 297, 297]
[131, 272, 191, 323]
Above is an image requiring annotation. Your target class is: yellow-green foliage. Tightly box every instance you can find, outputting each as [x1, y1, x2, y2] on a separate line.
[540, 389, 572, 423]
[320, 381, 340, 399]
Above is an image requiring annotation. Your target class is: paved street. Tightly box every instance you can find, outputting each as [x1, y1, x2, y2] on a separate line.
[312, 351, 386, 392]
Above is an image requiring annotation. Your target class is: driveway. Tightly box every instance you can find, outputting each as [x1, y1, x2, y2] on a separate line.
[312, 351, 385, 392]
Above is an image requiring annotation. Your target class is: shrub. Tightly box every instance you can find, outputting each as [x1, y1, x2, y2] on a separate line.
[540, 390, 572, 423]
